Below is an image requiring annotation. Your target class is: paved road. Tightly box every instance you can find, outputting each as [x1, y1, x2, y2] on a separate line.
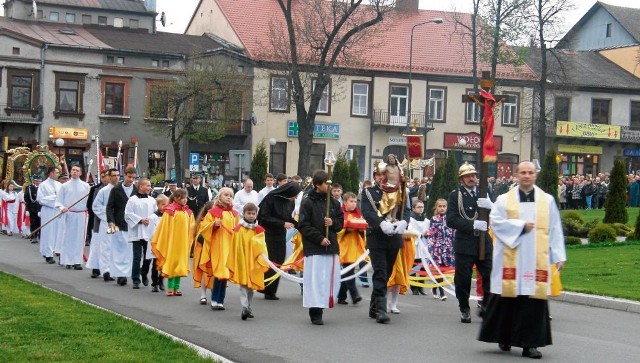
[1, 235, 639, 363]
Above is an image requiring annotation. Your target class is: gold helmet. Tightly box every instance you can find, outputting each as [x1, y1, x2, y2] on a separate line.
[458, 162, 478, 177]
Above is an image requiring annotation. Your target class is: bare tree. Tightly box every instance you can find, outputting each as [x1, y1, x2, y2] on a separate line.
[531, 0, 574, 159]
[451, 0, 483, 91]
[147, 58, 251, 182]
[261, 0, 396, 177]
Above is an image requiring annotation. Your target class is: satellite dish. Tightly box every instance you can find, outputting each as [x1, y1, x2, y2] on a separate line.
[32, 0, 38, 19]
[250, 111, 258, 126]
[160, 11, 166, 27]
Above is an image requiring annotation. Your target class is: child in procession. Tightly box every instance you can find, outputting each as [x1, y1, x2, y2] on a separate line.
[427, 198, 455, 300]
[192, 200, 215, 304]
[336, 192, 366, 305]
[147, 194, 169, 292]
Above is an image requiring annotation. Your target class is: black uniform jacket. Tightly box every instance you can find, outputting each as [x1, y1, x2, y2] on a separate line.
[446, 185, 493, 258]
[298, 189, 344, 257]
[24, 184, 41, 214]
[107, 183, 138, 231]
[186, 186, 209, 216]
[360, 184, 410, 250]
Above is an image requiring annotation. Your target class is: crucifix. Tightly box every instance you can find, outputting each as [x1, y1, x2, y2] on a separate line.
[461, 71, 509, 260]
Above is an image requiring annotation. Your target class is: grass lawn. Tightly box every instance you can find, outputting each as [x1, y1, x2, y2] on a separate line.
[562, 241, 640, 301]
[0, 272, 216, 362]
[560, 207, 640, 226]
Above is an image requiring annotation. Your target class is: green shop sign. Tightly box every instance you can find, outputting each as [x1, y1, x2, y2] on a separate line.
[287, 120, 340, 139]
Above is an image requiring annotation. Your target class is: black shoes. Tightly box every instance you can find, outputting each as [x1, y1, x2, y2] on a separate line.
[158, 283, 165, 291]
[103, 272, 115, 282]
[337, 300, 348, 305]
[132, 283, 140, 289]
[151, 286, 159, 292]
[117, 277, 127, 286]
[241, 307, 250, 320]
[264, 294, 279, 300]
[141, 276, 149, 286]
[460, 310, 471, 323]
[499, 343, 511, 352]
[522, 347, 542, 359]
[309, 307, 324, 325]
[73, 264, 83, 270]
[45, 257, 55, 264]
[352, 296, 363, 304]
[91, 269, 100, 278]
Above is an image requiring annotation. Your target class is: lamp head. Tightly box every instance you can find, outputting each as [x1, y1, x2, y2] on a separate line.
[431, 18, 444, 24]
[324, 151, 336, 166]
[269, 138, 277, 146]
[55, 138, 64, 147]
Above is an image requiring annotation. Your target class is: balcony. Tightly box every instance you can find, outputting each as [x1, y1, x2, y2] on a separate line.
[545, 122, 640, 143]
[1, 104, 41, 124]
[372, 110, 434, 132]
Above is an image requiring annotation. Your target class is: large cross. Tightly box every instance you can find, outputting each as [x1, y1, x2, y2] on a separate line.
[461, 71, 509, 260]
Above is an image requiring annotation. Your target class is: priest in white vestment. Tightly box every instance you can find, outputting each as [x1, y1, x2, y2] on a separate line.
[36, 167, 62, 264]
[124, 178, 157, 289]
[56, 165, 90, 269]
[479, 161, 566, 359]
[91, 169, 119, 281]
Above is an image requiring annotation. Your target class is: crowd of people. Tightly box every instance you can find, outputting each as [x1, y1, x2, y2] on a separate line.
[3, 156, 572, 359]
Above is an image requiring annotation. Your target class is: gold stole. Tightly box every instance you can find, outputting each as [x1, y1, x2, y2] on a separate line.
[503, 186, 549, 300]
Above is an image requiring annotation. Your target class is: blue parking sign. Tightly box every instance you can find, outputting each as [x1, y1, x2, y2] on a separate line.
[189, 153, 199, 165]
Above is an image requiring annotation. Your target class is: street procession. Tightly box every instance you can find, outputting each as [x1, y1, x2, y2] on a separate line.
[1, 0, 640, 362]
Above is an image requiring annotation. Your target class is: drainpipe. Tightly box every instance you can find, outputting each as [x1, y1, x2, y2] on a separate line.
[38, 43, 48, 144]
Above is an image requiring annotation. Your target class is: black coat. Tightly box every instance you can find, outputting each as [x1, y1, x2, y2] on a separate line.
[186, 185, 209, 215]
[257, 183, 301, 244]
[87, 182, 107, 233]
[107, 183, 137, 231]
[299, 189, 343, 256]
[24, 184, 41, 214]
[360, 184, 410, 250]
[446, 185, 493, 258]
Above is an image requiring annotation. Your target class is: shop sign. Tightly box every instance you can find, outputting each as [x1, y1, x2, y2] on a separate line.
[48, 127, 89, 140]
[556, 121, 620, 140]
[557, 144, 603, 154]
[388, 136, 406, 145]
[287, 121, 340, 139]
[443, 132, 503, 151]
[623, 148, 640, 157]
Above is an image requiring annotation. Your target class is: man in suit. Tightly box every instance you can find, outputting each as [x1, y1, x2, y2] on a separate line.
[24, 175, 42, 243]
[164, 180, 177, 198]
[446, 162, 493, 324]
[186, 173, 209, 215]
[107, 166, 138, 286]
[85, 170, 108, 247]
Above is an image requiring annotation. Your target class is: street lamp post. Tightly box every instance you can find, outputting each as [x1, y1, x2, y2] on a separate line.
[408, 17, 443, 158]
[269, 138, 277, 173]
[54, 138, 65, 161]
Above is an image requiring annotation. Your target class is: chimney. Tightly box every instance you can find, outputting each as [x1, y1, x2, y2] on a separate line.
[396, 0, 419, 13]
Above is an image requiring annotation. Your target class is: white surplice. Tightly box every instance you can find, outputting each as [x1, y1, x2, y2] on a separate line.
[124, 195, 157, 242]
[489, 188, 566, 296]
[303, 255, 341, 308]
[89, 184, 114, 272]
[56, 178, 90, 266]
[409, 217, 430, 258]
[36, 177, 63, 258]
[2, 191, 19, 234]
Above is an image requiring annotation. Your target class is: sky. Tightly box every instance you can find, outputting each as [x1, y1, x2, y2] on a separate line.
[155, 0, 640, 35]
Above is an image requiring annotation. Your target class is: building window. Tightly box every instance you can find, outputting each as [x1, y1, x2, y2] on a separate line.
[37, 10, 43, 19]
[465, 89, 481, 123]
[554, 96, 570, 121]
[606, 23, 612, 38]
[502, 93, 519, 126]
[82, 14, 91, 24]
[65, 13, 75, 23]
[389, 85, 409, 125]
[591, 99, 610, 125]
[116, 57, 125, 65]
[98, 16, 107, 25]
[114, 17, 123, 28]
[152, 60, 159, 67]
[54, 72, 85, 117]
[146, 80, 170, 119]
[310, 143, 326, 172]
[147, 150, 166, 174]
[130, 19, 139, 28]
[101, 77, 131, 117]
[49, 12, 59, 21]
[269, 142, 287, 175]
[351, 82, 370, 117]
[162, 60, 170, 68]
[428, 87, 446, 121]
[313, 79, 331, 115]
[12, 47, 20, 55]
[6, 69, 39, 111]
[347, 144, 366, 181]
[270, 75, 289, 112]
[630, 101, 640, 130]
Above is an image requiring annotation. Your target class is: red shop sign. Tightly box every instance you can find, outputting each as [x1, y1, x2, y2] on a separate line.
[443, 132, 503, 151]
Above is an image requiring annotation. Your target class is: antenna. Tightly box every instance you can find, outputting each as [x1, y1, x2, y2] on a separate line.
[159, 11, 166, 27]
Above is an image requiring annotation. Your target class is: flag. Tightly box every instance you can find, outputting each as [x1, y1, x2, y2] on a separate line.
[405, 135, 423, 160]
[96, 136, 104, 184]
[480, 89, 497, 163]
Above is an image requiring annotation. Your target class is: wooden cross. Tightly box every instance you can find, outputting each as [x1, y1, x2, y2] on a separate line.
[461, 71, 509, 260]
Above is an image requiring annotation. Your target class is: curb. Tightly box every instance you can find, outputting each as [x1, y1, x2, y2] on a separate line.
[552, 291, 640, 314]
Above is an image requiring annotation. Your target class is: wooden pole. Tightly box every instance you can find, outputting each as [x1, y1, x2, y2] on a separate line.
[27, 191, 90, 238]
[325, 164, 333, 238]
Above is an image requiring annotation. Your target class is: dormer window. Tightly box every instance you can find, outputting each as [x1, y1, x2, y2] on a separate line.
[606, 23, 612, 38]
[98, 16, 107, 25]
[66, 13, 75, 23]
[114, 17, 123, 28]
[49, 12, 59, 22]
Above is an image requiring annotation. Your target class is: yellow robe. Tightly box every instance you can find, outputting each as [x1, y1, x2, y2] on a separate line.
[387, 236, 416, 295]
[192, 219, 213, 289]
[337, 210, 367, 264]
[151, 203, 195, 278]
[198, 205, 239, 280]
[227, 224, 269, 291]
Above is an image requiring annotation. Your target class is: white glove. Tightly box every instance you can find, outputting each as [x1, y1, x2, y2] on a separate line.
[477, 198, 493, 210]
[25, 211, 30, 217]
[380, 220, 395, 235]
[38, 212, 41, 217]
[394, 220, 408, 235]
[473, 220, 488, 231]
